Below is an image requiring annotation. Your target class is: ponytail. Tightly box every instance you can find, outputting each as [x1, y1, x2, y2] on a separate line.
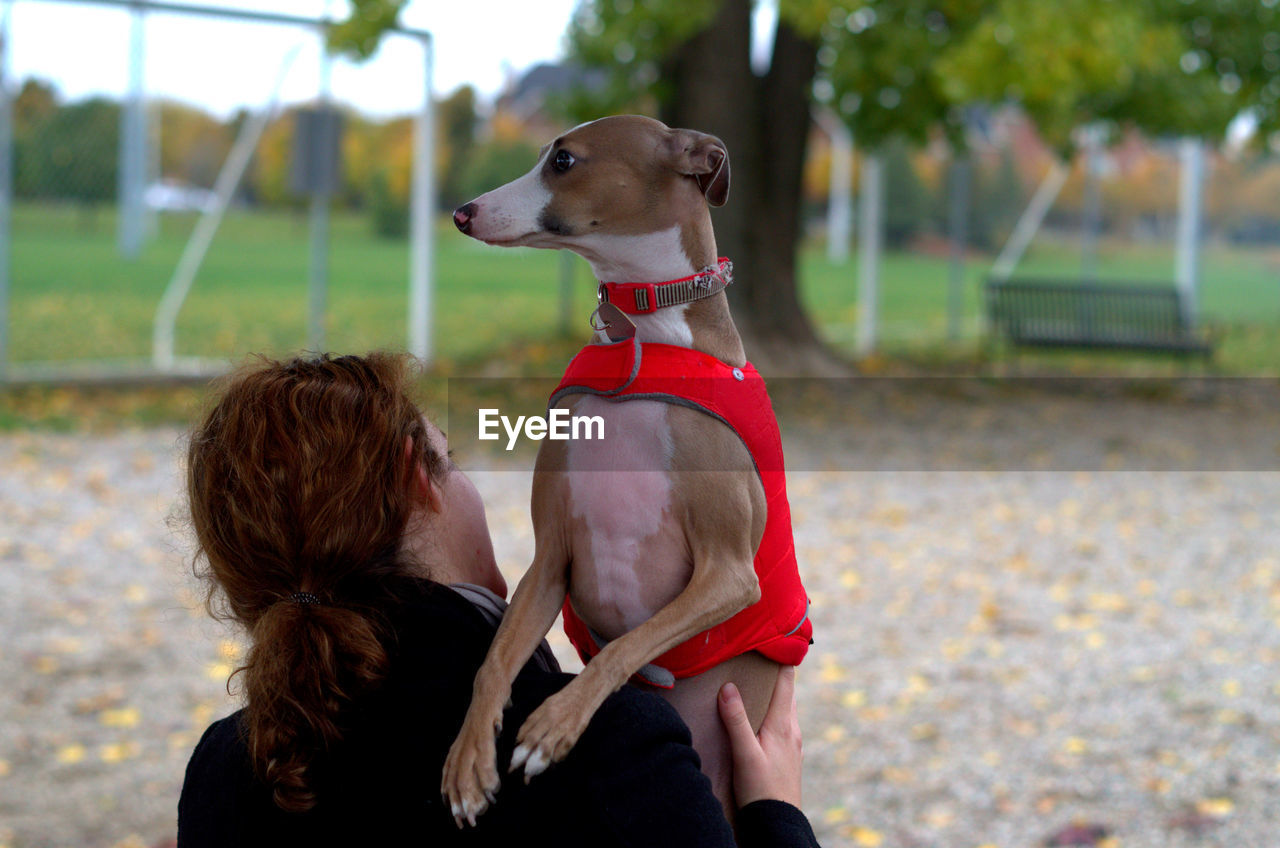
[240, 599, 388, 812]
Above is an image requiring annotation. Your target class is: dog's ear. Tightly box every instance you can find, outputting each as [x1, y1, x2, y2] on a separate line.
[667, 130, 731, 207]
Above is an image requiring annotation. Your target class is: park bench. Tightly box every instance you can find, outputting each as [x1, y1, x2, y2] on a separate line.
[984, 278, 1216, 360]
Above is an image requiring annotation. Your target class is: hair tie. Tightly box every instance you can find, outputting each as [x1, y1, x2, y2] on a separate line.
[289, 592, 322, 606]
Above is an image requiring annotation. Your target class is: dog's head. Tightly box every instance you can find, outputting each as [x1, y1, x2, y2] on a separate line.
[453, 115, 729, 249]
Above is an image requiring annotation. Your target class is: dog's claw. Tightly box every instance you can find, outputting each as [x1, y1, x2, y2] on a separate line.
[523, 748, 550, 782]
[509, 744, 530, 774]
[462, 798, 486, 828]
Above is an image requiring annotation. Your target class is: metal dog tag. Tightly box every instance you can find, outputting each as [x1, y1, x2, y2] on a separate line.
[589, 302, 636, 342]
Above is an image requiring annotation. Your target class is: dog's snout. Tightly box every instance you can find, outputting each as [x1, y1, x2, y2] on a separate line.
[454, 203, 476, 233]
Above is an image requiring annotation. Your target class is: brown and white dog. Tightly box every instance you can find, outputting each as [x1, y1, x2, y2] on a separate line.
[441, 115, 801, 826]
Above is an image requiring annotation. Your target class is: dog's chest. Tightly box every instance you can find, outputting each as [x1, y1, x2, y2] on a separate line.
[561, 395, 693, 638]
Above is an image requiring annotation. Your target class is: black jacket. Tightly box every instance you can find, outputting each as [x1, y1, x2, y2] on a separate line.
[177, 580, 819, 847]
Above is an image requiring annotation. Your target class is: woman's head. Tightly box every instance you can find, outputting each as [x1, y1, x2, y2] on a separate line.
[186, 352, 499, 811]
[189, 353, 439, 614]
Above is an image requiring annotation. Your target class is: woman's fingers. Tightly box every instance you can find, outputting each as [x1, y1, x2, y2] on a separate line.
[718, 681, 760, 755]
[761, 665, 798, 736]
[719, 667, 804, 809]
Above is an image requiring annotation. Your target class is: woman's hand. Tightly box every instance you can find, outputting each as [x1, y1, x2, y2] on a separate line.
[717, 665, 803, 809]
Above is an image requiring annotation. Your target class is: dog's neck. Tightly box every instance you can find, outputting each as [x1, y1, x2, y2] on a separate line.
[570, 222, 746, 367]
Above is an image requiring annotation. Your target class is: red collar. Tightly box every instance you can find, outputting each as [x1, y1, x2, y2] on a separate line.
[597, 258, 733, 315]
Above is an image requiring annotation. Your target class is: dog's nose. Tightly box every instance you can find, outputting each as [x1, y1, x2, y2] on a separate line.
[454, 203, 476, 233]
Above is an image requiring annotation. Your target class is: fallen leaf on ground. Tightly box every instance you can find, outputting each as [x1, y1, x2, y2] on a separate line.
[1044, 822, 1110, 846]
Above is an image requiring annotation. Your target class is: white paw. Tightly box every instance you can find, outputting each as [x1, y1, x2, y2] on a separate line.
[523, 748, 550, 780]
[509, 743, 551, 782]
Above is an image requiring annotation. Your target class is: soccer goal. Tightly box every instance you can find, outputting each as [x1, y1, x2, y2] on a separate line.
[0, 0, 436, 384]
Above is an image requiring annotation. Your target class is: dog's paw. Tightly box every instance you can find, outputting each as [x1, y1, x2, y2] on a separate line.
[509, 689, 592, 783]
[441, 714, 503, 828]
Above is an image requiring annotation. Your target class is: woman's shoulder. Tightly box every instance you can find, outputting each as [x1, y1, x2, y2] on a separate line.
[177, 711, 262, 844]
[184, 711, 249, 777]
[391, 579, 501, 646]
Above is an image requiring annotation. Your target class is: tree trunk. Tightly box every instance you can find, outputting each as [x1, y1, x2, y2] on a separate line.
[661, 0, 847, 375]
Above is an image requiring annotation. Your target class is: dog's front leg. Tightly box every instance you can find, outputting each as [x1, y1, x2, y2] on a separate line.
[510, 557, 759, 778]
[441, 470, 571, 827]
[511, 473, 763, 781]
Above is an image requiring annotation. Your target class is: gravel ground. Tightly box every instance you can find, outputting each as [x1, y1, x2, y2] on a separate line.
[2, 383, 1279, 848]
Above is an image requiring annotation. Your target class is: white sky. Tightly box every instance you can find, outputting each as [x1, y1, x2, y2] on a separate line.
[4, 0, 582, 117]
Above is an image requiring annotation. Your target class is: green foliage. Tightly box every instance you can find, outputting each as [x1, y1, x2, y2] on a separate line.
[882, 139, 929, 247]
[157, 100, 234, 189]
[9, 74, 480, 227]
[570, 0, 1280, 154]
[567, 0, 991, 145]
[13, 78, 57, 134]
[564, 0, 720, 118]
[918, 0, 1280, 150]
[18, 97, 119, 205]
[13, 79, 59, 199]
[328, 0, 408, 60]
[777, 0, 847, 38]
[1135, 0, 1280, 142]
[458, 138, 542, 205]
[936, 0, 1186, 153]
[934, 0, 1280, 149]
[368, 169, 408, 239]
[819, 0, 989, 147]
[437, 86, 480, 210]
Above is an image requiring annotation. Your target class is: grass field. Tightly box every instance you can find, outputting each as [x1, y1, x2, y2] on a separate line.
[7, 202, 1280, 375]
[8, 203, 596, 369]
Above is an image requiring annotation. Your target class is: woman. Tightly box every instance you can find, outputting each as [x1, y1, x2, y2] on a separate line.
[177, 353, 819, 847]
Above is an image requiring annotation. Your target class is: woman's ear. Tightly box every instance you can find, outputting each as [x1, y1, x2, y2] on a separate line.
[406, 435, 444, 514]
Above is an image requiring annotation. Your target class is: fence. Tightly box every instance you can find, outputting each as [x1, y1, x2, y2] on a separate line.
[4, 0, 1279, 383]
[0, 0, 436, 384]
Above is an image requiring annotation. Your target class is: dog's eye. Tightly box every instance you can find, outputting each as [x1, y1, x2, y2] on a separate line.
[552, 150, 576, 173]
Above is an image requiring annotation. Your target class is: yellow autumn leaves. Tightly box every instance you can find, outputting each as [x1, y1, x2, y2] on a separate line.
[99, 707, 141, 728]
[205, 639, 244, 682]
[54, 707, 143, 765]
[54, 743, 143, 766]
[45, 636, 246, 778]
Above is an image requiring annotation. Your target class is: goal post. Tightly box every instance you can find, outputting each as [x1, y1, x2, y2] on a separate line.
[0, 0, 438, 385]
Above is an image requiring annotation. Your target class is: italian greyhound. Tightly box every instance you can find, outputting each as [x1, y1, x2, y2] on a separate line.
[441, 115, 810, 826]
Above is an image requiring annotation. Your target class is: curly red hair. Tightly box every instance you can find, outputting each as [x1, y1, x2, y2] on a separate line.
[187, 353, 445, 812]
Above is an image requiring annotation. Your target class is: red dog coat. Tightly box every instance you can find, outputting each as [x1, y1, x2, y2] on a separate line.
[550, 338, 812, 684]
